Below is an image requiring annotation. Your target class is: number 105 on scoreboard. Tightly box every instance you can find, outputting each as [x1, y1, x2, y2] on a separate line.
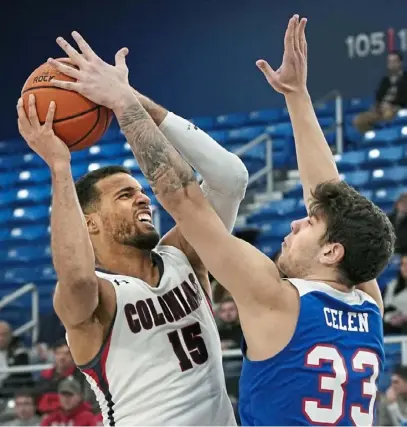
[345, 28, 407, 59]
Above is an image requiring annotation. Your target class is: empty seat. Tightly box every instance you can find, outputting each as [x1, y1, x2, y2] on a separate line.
[344, 97, 373, 114]
[371, 167, 407, 187]
[340, 170, 370, 188]
[366, 146, 404, 166]
[189, 116, 214, 131]
[10, 205, 50, 224]
[0, 189, 18, 207]
[265, 123, 293, 138]
[0, 209, 13, 224]
[363, 127, 403, 147]
[87, 142, 128, 160]
[248, 109, 282, 126]
[207, 130, 228, 144]
[256, 240, 282, 258]
[5, 244, 51, 263]
[214, 112, 249, 129]
[260, 220, 291, 239]
[373, 188, 406, 205]
[249, 199, 298, 224]
[0, 172, 18, 189]
[314, 101, 335, 118]
[6, 225, 49, 242]
[16, 186, 51, 204]
[335, 150, 366, 171]
[358, 189, 373, 200]
[225, 126, 265, 144]
[18, 168, 50, 185]
[390, 109, 407, 126]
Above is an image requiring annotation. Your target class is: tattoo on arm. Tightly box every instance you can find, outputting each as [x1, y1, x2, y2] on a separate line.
[117, 103, 196, 196]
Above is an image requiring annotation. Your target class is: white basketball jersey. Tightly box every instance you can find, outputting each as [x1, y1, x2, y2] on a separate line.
[78, 245, 236, 426]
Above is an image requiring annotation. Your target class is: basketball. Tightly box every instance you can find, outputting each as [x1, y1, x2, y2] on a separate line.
[21, 59, 113, 151]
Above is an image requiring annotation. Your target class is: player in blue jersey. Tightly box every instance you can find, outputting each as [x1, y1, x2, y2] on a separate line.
[43, 15, 395, 426]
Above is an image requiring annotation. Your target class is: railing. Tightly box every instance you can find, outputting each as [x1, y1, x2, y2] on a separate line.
[234, 133, 273, 193]
[233, 90, 344, 194]
[1, 334, 406, 375]
[0, 283, 39, 346]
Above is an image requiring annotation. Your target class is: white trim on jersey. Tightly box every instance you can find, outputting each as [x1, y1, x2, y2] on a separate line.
[287, 278, 379, 308]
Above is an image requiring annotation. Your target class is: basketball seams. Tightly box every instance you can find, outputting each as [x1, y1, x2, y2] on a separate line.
[68, 107, 101, 149]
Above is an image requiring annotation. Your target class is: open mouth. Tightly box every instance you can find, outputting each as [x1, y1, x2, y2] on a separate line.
[137, 212, 153, 224]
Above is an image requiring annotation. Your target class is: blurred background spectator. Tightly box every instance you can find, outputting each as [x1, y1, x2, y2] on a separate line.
[0, 390, 41, 427]
[389, 194, 407, 254]
[379, 365, 407, 425]
[0, 321, 32, 399]
[354, 51, 407, 133]
[40, 378, 97, 427]
[216, 297, 242, 351]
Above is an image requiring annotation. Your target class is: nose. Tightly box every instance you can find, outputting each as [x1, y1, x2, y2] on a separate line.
[135, 191, 151, 207]
[290, 219, 301, 234]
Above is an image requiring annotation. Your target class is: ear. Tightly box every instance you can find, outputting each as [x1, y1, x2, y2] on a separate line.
[85, 214, 99, 235]
[319, 242, 345, 266]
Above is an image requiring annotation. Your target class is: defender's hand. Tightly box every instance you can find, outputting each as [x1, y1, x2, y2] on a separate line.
[256, 15, 308, 96]
[17, 94, 71, 167]
[48, 31, 132, 110]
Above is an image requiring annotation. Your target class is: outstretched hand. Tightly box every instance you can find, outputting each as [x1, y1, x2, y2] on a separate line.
[257, 14, 307, 96]
[48, 31, 133, 110]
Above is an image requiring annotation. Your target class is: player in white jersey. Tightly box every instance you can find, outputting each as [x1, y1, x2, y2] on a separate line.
[17, 42, 247, 425]
[33, 19, 397, 426]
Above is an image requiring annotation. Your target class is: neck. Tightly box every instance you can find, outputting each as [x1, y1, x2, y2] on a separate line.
[95, 243, 160, 286]
[302, 272, 352, 293]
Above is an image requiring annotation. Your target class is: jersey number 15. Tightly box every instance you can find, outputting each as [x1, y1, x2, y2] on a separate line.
[168, 322, 209, 371]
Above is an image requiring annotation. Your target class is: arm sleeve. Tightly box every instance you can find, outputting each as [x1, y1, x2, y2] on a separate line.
[159, 112, 248, 232]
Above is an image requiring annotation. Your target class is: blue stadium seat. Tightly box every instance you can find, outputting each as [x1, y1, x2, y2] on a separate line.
[340, 170, 370, 189]
[87, 142, 128, 160]
[18, 168, 50, 185]
[265, 123, 293, 138]
[318, 117, 335, 128]
[100, 126, 123, 143]
[314, 101, 335, 118]
[225, 126, 265, 144]
[334, 150, 366, 171]
[256, 240, 282, 258]
[344, 97, 373, 114]
[371, 167, 407, 188]
[0, 189, 18, 207]
[0, 172, 18, 189]
[207, 130, 228, 144]
[16, 186, 51, 204]
[5, 244, 51, 264]
[20, 153, 47, 169]
[0, 155, 27, 171]
[248, 199, 298, 224]
[344, 123, 363, 145]
[373, 188, 406, 206]
[71, 164, 92, 179]
[390, 109, 407, 126]
[189, 116, 214, 131]
[10, 205, 50, 224]
[366, 146, 404, 167]
[214, 112, 249, 129]
[0, 209, 13, 224]
[260, 220, 291, 239]
[248, 109, 282, 126]
[122, 158, 141, 173]
[363, 127, 403, 147]
[358, 189, 373, 200]
[0, 139, 27, 155]
[7, 225, 49, 242]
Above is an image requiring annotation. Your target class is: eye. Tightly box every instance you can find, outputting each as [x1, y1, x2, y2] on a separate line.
[118, 193, 130, 199]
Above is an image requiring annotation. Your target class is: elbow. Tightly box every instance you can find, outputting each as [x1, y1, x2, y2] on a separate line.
[217, 153, 249, 199]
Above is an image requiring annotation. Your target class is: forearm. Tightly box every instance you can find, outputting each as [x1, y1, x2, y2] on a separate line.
[50, 163, 96, 285]
[114, 94, 197, 205]
[285, 90, 339, 204]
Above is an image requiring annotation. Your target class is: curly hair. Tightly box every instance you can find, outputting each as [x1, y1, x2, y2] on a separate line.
[309, 180, 395, 287]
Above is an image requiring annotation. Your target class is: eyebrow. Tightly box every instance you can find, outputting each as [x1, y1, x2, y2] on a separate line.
[113, 186, 144, 197]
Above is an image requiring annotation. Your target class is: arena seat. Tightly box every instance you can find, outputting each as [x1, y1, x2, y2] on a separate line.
[189, 116, 215, 131]
[18, 168, 50, 185]
[363, 127, 404, 147]
[5, 225, 48, 243]
[16, 186, 51, 204]
[225, 126, 265, 144]
[10, 205, 50, 224]
[87, 142, 129, 160]
[370, 166, 407, 188]
[5, 244, 51, 264]
[334, 150, 366, 171]
[366, 146, 405, 167]
[339, 170, 370, 189]
[265, 122, 293, 138]
[0, 171, 19, 188]
[373, 187, 405, 206]
[248, 109, 282, 126]
[0, 189, 18, 207]
[214, 112, 250, 129]
[343, 97, 373, 114]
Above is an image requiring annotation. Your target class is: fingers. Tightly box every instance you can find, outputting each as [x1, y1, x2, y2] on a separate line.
[16, 98, 31, 133]
[28, 94, 41, 129]
[71, 31, 100, 62]
[115, 47, 129, 69]
[56, 36, 86, 67]
[50, 79, 80, 92]
[284, 16, 295, 53]
[256, 60, 278, 85]
[293, 15, 301, 53]
[298, 18, 308, 56]
[47, 58, 80, 80]
[44, 101, 56, 129]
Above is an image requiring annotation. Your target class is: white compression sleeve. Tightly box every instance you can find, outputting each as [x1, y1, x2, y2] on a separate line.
[159, 112, 248, 232]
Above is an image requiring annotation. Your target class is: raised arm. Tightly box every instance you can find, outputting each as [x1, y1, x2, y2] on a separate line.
[256, 15, 339, 206]
[257, 16, 383, 310]
[17, 96, 99, 327]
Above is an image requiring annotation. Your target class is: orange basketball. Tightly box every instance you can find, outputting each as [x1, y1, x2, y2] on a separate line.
[21, 59, 113, 151]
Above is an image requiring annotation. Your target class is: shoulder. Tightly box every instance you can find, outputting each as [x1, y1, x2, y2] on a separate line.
[154, 244, 191, 265]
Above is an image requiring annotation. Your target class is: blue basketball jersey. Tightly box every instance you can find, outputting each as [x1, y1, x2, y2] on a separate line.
[239, 279, 384, 426]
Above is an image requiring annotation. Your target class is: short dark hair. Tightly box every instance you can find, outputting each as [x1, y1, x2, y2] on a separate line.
[309, 181, 395, 287]
[389, 50, 404, 62]
[15, 388, 35, 401]
[75, 165, 132, 213]
[51, 338, 68, 351]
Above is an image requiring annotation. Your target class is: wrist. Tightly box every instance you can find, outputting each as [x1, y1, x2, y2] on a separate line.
[49, 160, 72, 176]
[284, 88, 311, 103]
[112, 87, 141, 117]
